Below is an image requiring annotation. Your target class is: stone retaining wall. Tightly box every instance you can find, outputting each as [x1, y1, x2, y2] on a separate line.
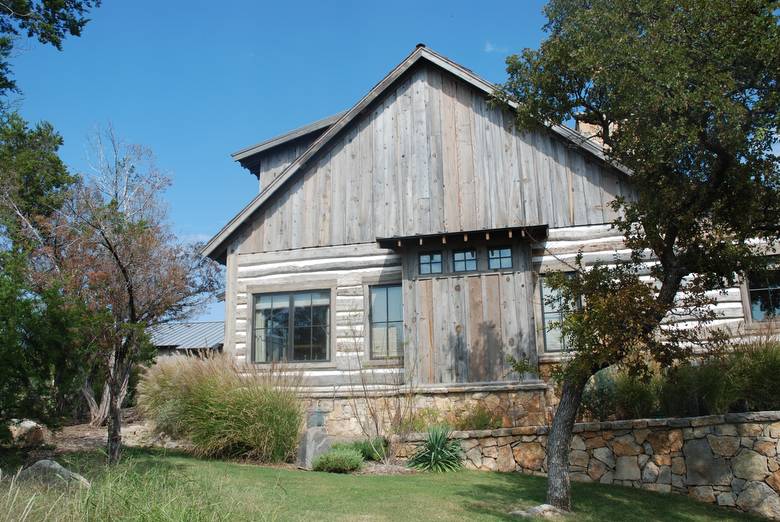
[394, 411, 780, 519]
[304, 382, 552, 438]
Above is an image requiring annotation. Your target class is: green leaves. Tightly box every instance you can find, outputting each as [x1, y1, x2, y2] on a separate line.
[407, 426, 463, 473]
[500, 0, 780, 289]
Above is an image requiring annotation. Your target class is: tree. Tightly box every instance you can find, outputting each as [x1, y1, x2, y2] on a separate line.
[0, 0, 100, 98]
[498, 0, 780, 511]
[44, 127, 222, 463]
[0, 113, 95, 437]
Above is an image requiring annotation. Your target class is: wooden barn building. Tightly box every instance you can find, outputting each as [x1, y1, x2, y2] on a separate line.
[202, 46, 767, 427]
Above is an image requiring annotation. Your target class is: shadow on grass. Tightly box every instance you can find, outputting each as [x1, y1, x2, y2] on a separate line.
[457, 472, 760, 522]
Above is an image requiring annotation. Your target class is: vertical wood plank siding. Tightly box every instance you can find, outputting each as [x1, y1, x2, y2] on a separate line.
[234, 63, 626, 255]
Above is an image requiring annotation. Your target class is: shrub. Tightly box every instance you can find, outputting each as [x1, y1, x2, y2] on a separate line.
[450, 405, 503, 431]
[396, 407, 440, 434]
[726, 341, 780, 412]
[581, 369, 618, 421]
[407, 426, 462, 472]
[137, 354, 303, 462]
[332, 437, 388, 461]
[613, 372, 660, 419]
[312, 447, 363, 473]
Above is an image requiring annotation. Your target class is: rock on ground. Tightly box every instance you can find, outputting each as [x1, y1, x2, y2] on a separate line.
[17, 460, 90, 488]
[9, 420, 50, 447]
[510, 504, 568, 519]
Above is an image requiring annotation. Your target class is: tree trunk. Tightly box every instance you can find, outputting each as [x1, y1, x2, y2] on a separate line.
[546, 374, 589, 511]
[106, 361, 132, 464]
[83, 380, 110, 427]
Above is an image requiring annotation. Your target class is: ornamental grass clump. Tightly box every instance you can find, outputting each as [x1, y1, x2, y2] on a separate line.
[332, 437, 388, 462]
[137, 354, 303, 462]
[407, 426, 462, 472]
[312, 447, 364, 473]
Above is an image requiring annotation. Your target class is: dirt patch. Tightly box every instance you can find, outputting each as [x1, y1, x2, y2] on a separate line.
[356, 461, 417, 475]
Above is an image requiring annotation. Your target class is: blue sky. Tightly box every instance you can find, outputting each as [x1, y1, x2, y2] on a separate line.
[10, 0, 549, 320]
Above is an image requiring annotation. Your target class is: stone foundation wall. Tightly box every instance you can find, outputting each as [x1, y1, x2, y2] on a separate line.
[303, 382, 553, 438]
[394, 411, 780, 519]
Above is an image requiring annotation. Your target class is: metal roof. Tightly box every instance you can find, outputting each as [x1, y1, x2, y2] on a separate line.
[148, 321, 224, 350]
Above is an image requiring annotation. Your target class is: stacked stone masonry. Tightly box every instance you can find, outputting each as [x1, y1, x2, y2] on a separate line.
[395, 411, 780, 519]
[305, 383, 552, 439]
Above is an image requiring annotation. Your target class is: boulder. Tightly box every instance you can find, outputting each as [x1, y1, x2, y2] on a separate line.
[736, 481, 780, 519]
[497, 444, 515, 472]
[614, 456, 640, 481]
[732, 449, 769, 481]
[683, 438, 731, 486]
[18, 460, 90, 488]
[592, 447, 615, 468]
[647, 430, 683, 455]
[767, 470, 780, 493]
[509, 504, 567, 519]
[569, 450, 589, 469]
[512, 442, 545, 470]
[8, 420, 50, 447]
[717, 492, 736, 507]
[587, 457, 607, 481]
[706, 435, 740, 457]
[642, 461, 660, 483]
[689, 485, 715, 503]
[612, 435, 642, 456]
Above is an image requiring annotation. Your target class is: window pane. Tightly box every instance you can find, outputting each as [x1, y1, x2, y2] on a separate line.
[500, 256, 512, 269]
[311, 326, 328, 360]
[266, 327, 287, 362]
[292, 327, 311, 360]
[420, 254, 430, 264]
[311, 292, 330, 326]
[254, 329, 266, 362]
[387, 285, 403, 322]
[431, 253, 442, 263]
[430, 261, 442, 274]
[770, 289, 780, 318]
[371, 286, 387, 322]
[420, 263, 431, 275]
[488, 257, 500, 270]
[466, 259, 477, 271]
[454, 260, 465, 272]
[371, 325, 388, 358]
[544, 320, 564, 352]
[387, 321, 403, 358]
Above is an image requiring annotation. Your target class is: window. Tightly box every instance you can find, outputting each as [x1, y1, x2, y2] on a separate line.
[540, 275, 570, 352]
[488, 247, 513, 270]
[747, 268, 780, 321]
[369, 284, 403, 359]
[453, 249, 477, 272]
[253, 290, 330, 362]
[419, 252, 443, 275]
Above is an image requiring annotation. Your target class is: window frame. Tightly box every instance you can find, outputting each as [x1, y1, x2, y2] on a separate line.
[538, 273, 578, 354]
[418, 250, 444, 276]
[247, 281, 336, 365]
[743, 260, 780, 325]
[368, 283, 404, 360]
[452, 248, 478, 273]
[487, 246, 513, 271]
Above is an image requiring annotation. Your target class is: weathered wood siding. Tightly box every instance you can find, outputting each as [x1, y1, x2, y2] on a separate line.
[402, 242, 536, 385]
[248, 135, 322, 191]
[233, 62, 628, 255]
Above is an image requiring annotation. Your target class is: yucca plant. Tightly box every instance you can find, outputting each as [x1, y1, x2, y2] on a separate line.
[407, 426, 462, 472]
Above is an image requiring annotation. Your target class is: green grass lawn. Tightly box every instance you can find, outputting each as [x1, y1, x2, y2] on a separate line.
[1, 448, 759, 521]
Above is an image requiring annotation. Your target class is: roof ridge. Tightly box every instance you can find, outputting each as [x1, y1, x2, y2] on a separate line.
[202, 45, 627, 261]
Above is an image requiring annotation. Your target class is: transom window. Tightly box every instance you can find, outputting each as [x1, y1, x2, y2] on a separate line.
[252, 290, 330, 362]
[488, 247, 513, 270]
[747, 268, 780, 321]
[419, 252, 443, 275]
[453, 249, 477, 272]
[369, 284, 403, 359]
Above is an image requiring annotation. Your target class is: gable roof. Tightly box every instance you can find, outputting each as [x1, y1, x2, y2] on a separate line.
[203, 45, 625, 262]
[149, 321, 224, 350]
[231, 110, 347, 165]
